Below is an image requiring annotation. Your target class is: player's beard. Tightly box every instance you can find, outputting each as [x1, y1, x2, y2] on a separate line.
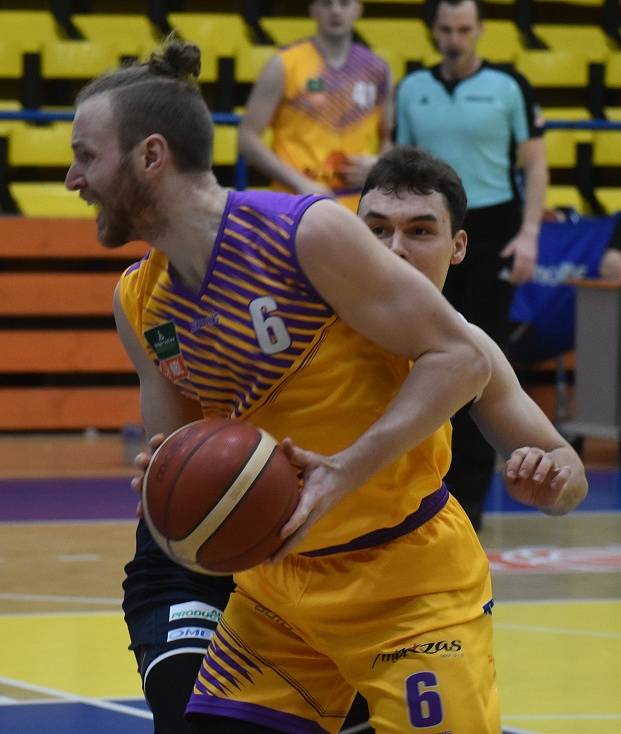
[97, 160, 160, 248]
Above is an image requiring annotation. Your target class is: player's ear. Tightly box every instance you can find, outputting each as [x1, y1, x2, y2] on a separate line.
[139, 134, 168, 178]
[451, 229, 467, 265]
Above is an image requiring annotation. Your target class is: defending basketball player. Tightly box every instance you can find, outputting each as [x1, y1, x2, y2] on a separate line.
[355, 146, 587, 518]
[65, 40, 494, 733]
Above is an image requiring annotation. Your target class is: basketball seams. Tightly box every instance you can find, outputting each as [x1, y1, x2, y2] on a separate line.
[198, 447, 299, 571]
[143, 418, 230, 552]
[168, 428, 279, 564]
[179, 428, 263, 540]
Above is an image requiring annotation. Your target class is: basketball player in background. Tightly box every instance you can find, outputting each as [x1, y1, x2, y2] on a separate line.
[65, 38, 494, 733]
[238, 0, 393, 211]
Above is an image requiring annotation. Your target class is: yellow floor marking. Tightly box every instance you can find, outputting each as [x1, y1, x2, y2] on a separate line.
[0, 613, 142, 698]
[496, 601, 621, 734]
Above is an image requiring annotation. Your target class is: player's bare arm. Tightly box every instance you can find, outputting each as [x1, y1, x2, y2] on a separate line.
[468, 324, 587, 515]
[272, 200, 491, 557]
[501, 136, 548, 284]
[113, 284, 203, 498]
[238, 56, 331, 196]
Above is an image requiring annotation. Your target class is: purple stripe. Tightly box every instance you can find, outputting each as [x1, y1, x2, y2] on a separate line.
[215, 629, 262, 672]
[211, 640, 255, 682]
[186, 697, 331, 734]
[180, 331, 283, 381]
[0, 477, 136, 522]
[197, 668, 229, 694]
[213, 254, 317, 305]
[203, 650, 242, 689]
[302, 485, 449, 557]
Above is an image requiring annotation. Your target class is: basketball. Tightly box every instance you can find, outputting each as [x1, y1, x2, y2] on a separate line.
[142, 418, 301, 575]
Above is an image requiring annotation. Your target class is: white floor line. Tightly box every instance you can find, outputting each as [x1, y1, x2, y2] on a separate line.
[0, 676, 152, 720]
[0, 592, 121, 605]
[504, 714, 621, 721]
[495, 622, 621, 639]
[497, 597, 621, 606]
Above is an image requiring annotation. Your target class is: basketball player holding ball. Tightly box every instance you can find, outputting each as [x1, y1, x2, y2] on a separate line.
[67, 40, 495, 733]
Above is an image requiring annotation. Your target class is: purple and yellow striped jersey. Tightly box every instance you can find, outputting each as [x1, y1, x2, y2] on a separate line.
[119, 190, 451, 553]
[271, 39, 389, 211]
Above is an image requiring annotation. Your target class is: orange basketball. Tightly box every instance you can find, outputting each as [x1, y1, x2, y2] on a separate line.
[142, 418, 301, 575]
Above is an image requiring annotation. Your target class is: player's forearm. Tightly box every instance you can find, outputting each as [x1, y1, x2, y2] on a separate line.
[238, 128, 316, 193]
[139, 379, 202, 439]
[333, 343, 490, 489]
[520, 157, 548, 237]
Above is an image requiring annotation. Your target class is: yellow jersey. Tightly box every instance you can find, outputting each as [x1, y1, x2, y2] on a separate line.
[271, 39, 389, 211]
[119, 190, 451, 554]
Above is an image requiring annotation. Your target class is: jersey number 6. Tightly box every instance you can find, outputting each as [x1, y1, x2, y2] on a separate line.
[406, 671, 444, 728]
[250, 296, 292, 355]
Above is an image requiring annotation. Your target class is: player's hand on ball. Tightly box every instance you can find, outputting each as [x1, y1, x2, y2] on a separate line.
[504, 447, 572, 513]
[270, 437, 354, 562]
[130, 433, 165, 517]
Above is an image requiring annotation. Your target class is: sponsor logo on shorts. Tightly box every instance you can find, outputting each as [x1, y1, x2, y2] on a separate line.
[167, 626, 215, 642]
[372, 640, 463, 668]
[168, 601, 222, 623]
[255, 604, 294, 631]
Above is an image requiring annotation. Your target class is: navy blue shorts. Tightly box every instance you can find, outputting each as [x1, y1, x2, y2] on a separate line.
[126, 597, 229, 687]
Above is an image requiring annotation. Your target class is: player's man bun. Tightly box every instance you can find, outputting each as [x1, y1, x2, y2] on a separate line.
[148, 37, 201, 81]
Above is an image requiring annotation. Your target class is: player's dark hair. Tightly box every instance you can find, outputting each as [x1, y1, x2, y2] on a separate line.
[76, 37, 213, 172]
[360, 146, 468, 234]
[427, 0, 483, 25]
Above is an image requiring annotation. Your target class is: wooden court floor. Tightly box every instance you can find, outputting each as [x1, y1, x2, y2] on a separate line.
[0, 433, 620, 734]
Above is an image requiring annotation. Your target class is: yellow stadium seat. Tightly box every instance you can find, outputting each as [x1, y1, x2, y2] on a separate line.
[41, 41, 119, 79]
[605, 107, 621, 120]
[515, 50, 589, 87]
[355, 19, 435, 61]
[542, 107, 592, 121]
[544, 129, 590, 168]
[235, 45, 277, 83]
[168, 13, 251, 57]
[9, 123, 73, 167]
[0, 40, 22, 79]
[0, 11, 62, 53]
[545, 185, 587, 213]
[72, 14, 162, 58]
[213, 125, 239, 166]
[477, 20, 525, 64]
[0, 100, 23, 136]
[374, 47, 407, 83]
[593, 131, 621, 166]
[260, 18, 316, 46]
[9, 182, 95, 218]
[605, 53, 621, 89]
[533, 25, 613, 63]
[595, 188, 621, 214]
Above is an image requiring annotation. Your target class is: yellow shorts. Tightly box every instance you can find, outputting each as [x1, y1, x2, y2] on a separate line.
[186, 495, 500, 733]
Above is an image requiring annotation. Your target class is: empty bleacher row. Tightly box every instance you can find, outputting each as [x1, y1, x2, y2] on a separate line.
[1, 0, 620, 431]
[0, 2, 620, 215]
